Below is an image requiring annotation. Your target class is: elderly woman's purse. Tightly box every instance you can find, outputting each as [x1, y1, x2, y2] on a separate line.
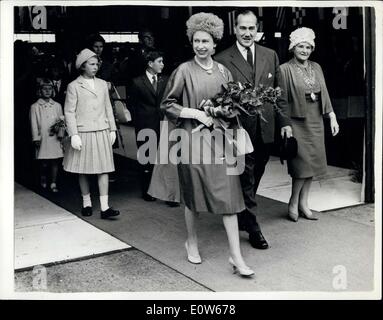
[279, 132, 298, 164]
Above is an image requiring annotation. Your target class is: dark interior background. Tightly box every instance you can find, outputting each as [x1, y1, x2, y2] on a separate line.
[14, 5, 368, 187]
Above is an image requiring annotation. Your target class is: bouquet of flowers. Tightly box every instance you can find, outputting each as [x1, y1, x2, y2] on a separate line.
[195, 82, 283, 156]
[198, 81, 282, 129]
[49, 116, 67, 140]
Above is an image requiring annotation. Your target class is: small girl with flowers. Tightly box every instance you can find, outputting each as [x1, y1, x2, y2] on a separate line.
[30, 79, 64, 192]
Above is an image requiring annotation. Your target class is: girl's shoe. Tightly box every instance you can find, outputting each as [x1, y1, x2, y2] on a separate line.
[229, 257, 254, 277]
[81, 206, 93, 217]
[287, 211, 299, 222]
[50, 183, 58, 193]
[185, 241, 202, 264]
[100, 207, 120, 219]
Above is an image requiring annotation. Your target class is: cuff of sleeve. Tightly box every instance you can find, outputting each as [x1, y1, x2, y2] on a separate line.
[278, 116, 292, 127]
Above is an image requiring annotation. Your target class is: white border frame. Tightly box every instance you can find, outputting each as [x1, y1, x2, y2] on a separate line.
[1, 0, 381, 300]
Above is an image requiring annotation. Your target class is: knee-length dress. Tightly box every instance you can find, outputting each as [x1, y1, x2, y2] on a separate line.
[148, 59, 245, 214]
[280, 60, 334, 179]
[30, 98, 64, 160]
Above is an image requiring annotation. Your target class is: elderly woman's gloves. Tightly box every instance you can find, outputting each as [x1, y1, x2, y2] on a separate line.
[180, 108, 213, 127]
[71, 135, 82, 150]
[329, 112, 340, 136]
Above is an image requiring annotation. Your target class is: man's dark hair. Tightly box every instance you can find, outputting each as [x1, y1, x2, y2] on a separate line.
[87, 33, 106, 46]
[144, 49, 164, 65]
[235, 10, 258, 26]
[138, 29, 154, 42]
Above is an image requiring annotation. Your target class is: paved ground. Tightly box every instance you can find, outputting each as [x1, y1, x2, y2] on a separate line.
[15, 249, 208, 292]
[13, 156, 377, 294]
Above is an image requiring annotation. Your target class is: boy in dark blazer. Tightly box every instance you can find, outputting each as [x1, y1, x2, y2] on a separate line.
[129, 49, 169, 201]
[215, 10, 292, 249]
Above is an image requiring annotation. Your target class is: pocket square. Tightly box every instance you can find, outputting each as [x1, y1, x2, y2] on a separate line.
[268, 73, 273, 78]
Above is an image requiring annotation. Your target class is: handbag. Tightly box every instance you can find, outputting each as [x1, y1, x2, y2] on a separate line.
[232, 127, 254, 156]
[279, 132, 298, 164]
[112, 85, 132, 124]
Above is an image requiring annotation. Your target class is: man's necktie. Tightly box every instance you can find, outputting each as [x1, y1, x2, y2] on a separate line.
[246, 47, 253, 68]
[152, 75, 157, 92]
[53, 81, 59, 96]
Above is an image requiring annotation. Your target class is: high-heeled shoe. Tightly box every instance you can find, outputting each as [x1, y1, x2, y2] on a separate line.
[287, 211, 299, 222]
[298, 208, 318, 220]
[185, 241, 202, 264]
[228, 257, 254, 277]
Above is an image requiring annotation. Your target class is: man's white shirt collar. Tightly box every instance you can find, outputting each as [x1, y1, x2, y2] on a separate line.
[146, 71, 157, 83]
[236, 41, 255, 62]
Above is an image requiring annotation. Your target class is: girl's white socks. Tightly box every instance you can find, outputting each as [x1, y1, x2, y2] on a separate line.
[99, 195, 109, 212]
[82, 193, 92, 208]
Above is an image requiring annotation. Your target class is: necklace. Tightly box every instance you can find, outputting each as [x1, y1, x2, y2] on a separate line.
[194, 56, 214, 74]
[293, 60, 317, 101]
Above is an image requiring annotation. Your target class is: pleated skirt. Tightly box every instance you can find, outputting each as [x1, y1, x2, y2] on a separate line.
[63, 130, 115, 174]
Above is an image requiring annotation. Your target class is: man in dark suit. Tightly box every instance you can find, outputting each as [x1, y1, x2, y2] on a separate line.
[127, 29, 157, 82]
[215, 10, 292, 249]
[47, 59, 68, 107]
[129, 49, 169, 202]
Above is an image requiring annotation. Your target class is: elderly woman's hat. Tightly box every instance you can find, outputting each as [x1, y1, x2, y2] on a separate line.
[288, 27, 316, 51]
[75, 48, 97, 70]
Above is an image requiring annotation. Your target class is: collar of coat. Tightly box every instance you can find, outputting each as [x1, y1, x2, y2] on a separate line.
[76, 75, 103, 96]
[37, 98, 55, 106]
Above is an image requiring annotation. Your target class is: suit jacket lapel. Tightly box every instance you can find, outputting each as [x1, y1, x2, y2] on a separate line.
[254, 44, 266, 86]
[157, 75, 166, 95]
[229, 45, 253, 84]
[141, 74, 156, 97]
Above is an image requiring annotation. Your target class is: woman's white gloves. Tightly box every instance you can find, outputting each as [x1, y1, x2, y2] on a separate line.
[180, 108, 213, 127]
[71, 131, 116, 150]
[71, 135, 82, 150]
[329, 112, 340, 136]
[110, 131, 116, 145]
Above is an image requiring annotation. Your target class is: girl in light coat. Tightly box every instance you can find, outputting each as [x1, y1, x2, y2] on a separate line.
[63, 48, 119, 219]
[30, 79, 64, 192]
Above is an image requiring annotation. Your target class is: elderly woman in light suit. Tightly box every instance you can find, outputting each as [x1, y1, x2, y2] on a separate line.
[280, 28, 340, 222]
[63, 48, 120, 219]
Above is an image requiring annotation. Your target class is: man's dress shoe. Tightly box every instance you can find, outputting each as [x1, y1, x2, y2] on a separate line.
[249, 231, 269, 249]
[143, 193, 156, 202]
[166, 201, 180, 207]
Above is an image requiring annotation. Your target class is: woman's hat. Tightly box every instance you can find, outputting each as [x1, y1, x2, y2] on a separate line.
[186, 12, 224, 42]
[75, 48, 97, 69]
[288, 27, 316, 51]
